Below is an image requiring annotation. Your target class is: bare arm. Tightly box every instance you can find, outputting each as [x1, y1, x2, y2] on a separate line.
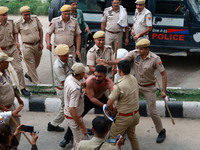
[125, 25, 129, 46]
[45, 33, 52, 50]
[69, 107, 87, 135]
[101, 22, 106, 31]
[38, 28, 43, 51]
[160, 70, 167, 98]
[88, 65, 96, 73]
[75, 34, 81, 59]
[96, 57, 124, 66]
[14, 88, 24, 106]
[14, 33, 20, 51]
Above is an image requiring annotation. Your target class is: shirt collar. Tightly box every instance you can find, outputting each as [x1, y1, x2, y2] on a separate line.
[118, 74, 131, 83]
[94, 44, 105, 52]
[22, 16, 33, 23]
[58, 57, 65, 65]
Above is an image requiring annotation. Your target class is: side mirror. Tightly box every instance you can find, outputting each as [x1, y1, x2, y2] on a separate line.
[154, 17, 162, 24]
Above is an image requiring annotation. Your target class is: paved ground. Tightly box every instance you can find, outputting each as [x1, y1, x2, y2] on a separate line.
[18, 112, 200, 150]
[8, 15, 200, 89]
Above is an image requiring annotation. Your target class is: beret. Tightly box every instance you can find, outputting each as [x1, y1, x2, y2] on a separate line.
[0, 6, 9, 15]
[55, 44, 69, 55]
[20, 6, 30, 13]
[93, 31, 105, 39]
[60, 5, 71, 12]
[136, 39, 150, 48]
[135, 0, 146, 4]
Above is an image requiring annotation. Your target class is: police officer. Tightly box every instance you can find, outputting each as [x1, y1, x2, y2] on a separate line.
[107, 60, 140, 150]
[46, 5, 82, 59]
[101, 0, 129, 49]
[0, 6, 30, 96]
[87, 31, 114, 73]
[15, 6, 43, 84]
[97, 39, 167, 143]
[0, 52, 24, 142]
[77, 116, 124, 150]
[131, 0, 152, 43]
[47, 44, 74, 132]
[64, 63, 89, 150]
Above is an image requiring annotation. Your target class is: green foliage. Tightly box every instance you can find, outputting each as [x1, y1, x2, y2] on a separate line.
[1, 0, 50, 15]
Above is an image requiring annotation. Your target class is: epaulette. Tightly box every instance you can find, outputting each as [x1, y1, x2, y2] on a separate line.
[104, 6, 112, 11]
[105, 45, 112, 49]
[14, 17, 22, 24]
[51, 16, 61, 22]
[150, 52, 158, 58]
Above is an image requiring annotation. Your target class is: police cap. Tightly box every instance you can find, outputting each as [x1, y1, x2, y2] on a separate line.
[93, 31, 105, 39]
[135, 0, 146, 4]
[136, 39, 150, 48]
[0, 6, 9, 15]
[71, 63, 89, 74]
[55, 44, 69, 56]
[60, 5, 71, 12]
[20, 6, 30, 13]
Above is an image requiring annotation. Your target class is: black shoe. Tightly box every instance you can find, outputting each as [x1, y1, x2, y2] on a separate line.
[59, 139, 70, 148]
[21, 89, 31, 96]
[25, 73, 32, 82]
[47, 122, 64, 132]
[156, 129, 166, 143]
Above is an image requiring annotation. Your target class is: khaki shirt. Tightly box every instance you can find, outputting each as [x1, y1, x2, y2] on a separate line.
[109, 75, 139, 113]
[46, 16, 81, 47]
[0, 71, 15, 106]
[102, 6, 124, 32]
[15, 15, 42, 43]
[53, 57, 74, 89]
[64, 74, 84, 117]
[134, 8, 152, 35]
[0, 19, 18, 47]
[87, 44, 114, 66]
[125, 50, 165, 85]
[77, 137, 118, 150]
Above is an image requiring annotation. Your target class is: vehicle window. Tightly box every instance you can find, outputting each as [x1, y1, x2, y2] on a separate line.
[78, 0, 103, 12]
[155, 0, 186, 15]
[188, 0, 200, 16]
[121, 0, 135, 13]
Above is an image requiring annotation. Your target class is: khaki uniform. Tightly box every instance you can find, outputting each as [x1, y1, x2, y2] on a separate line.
[109, 75, 140, 150]
[0, 71, 20, 141]
[125, 50, 165, 133]
[87, 44, 114, 66]
[134, 8, 152, 42]
[47, 16, 81, 55]
[15, 16, 43, 83]
[102, 6, 126, 48]
[51, 57, 73, 126]
[64, 74, 85, 150]
[77, 137, 118, 150]
[0, 19, 25, 90]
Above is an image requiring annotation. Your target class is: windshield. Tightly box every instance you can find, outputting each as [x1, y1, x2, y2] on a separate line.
[189, 0, 200, 16]
[78, 0, 103, 12]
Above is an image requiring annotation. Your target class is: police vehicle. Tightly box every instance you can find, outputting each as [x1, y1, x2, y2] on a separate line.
[49, 0, 200, 56]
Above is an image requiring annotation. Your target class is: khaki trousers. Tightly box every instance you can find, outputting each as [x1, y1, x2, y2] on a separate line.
[3, 46, 26, 89]
[105, 31, 123, 50]
[139, 85, 163, 133]
[22, 43, 42, 84]
[110, 113, 140, 150]
[51, 89, 65, 126]
[65, 117, 85, 150]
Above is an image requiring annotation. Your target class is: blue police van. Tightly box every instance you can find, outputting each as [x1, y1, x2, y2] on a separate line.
[49, 0, 200, 56]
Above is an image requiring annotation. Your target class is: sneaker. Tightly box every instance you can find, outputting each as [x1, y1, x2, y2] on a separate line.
[59, 139, 70, 148]
[156, 129, 166, 143]
[47, 122, 64, 132]
[25, 73, 32, 82]
[21, 89, 31, 96]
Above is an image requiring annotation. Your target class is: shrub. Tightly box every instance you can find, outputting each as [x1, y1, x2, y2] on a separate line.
[1, 0, 50, 15]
